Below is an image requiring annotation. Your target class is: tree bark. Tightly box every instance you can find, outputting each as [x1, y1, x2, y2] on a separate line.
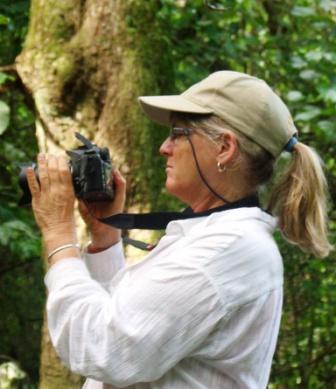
[16, 0, 173, 387]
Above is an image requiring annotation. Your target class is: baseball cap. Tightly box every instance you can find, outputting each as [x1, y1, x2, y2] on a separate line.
[139, 71, 298, 157]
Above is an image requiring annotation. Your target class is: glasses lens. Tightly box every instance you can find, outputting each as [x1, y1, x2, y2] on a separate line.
[169, 128, 177, 140]
[170, 127, 191, 140]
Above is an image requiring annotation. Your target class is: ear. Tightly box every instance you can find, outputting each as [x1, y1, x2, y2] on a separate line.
[216, 132, 239, 166]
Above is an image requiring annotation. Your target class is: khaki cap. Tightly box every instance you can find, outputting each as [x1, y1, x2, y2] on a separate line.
[139, 71, 297, 157]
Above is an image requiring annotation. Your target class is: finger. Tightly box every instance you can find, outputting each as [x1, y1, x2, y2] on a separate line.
[113, 169, 126, 189]
[78, 200, 97, 226]
[58, 155, 73, 187]
[112, 169, 126, 209]
[37, 153, 49, 191]
[26, 167, 40, 197]
[78, 200, 91, 219]
[47, 155, 60, 186]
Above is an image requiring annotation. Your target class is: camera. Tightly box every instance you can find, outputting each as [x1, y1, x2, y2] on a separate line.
[19, 132, 115, 206]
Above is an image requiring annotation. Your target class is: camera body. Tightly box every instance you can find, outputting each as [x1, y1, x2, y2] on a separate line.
[19, 133, 114, 206]
[67, 144, 114, 202]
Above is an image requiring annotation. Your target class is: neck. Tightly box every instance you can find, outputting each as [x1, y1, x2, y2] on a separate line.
[190, 196, 226, 213]
[189, 189, 257, 213]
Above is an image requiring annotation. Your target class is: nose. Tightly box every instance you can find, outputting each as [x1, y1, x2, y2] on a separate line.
[159, 137, 173, 156]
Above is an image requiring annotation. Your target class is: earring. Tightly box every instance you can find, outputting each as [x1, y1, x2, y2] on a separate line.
[217, 162, 226, 173]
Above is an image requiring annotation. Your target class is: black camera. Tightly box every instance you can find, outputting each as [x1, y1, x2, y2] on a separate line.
[19, 132, 115, 206]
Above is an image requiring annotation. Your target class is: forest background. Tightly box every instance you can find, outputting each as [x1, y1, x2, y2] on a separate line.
[0, 0, 336, 388]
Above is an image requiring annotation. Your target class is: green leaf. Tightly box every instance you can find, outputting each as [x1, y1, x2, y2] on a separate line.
[299, 69, 319, 80]
[0, 100, 10, 135]
[318, 120, 336, 133]
[319, 0, 335, 11]
[0, 14, 9, 25]
[325, 89, 336, 103]
[291, 6, 315, 17]
[318, 120, 336, 143]
[0, 72, 15, 85]
[305, 51, 323, 62]
[287, 91, 303, 102]
[291, 56, 307, 69]
[295, 106, 321, 121]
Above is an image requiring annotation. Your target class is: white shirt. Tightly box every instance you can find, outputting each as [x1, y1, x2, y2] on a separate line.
[45, 207, 283, 389]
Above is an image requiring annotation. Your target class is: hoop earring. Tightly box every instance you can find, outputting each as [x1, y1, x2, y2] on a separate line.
[217, 162, 226, 173]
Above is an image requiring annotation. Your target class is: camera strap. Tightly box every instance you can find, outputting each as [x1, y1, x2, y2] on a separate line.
[98, 194, 260, 250]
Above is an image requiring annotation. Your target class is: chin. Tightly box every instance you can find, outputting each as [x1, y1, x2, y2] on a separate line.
[165, 180, 177, 195]
[165, 180, 187, 202]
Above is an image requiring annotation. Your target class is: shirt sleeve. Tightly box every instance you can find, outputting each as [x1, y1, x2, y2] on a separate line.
[44, 251, 224, 387]
[83, 241, 126, 286]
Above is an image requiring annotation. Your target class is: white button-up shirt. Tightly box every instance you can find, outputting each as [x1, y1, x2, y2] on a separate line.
[45, 207, 283, 389]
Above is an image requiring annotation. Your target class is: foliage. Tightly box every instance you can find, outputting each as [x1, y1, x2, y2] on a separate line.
[0, 2, 29, 66]
[0, 1, 44, 387]
[271, 237, 336, 387]
[159, 0, 336, 158]
[0, 362, 33, 389]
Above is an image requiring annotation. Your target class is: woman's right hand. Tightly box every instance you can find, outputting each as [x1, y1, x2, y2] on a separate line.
[78, 169, 126, 251]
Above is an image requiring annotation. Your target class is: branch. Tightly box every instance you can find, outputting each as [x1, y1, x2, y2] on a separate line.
[0, 64, 17, 74]
[0, 354, 17, 363]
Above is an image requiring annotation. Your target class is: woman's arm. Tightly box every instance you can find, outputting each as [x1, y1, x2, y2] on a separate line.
[44, 252, 223, 387]
[26, 153, 126, 266]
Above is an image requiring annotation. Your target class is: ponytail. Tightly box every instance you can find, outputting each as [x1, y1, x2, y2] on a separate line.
[268, 142, 333, 258]
[171, 113, 332, 257]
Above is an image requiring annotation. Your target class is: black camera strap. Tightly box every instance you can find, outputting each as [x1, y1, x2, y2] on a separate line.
[98, 194, 260, 250]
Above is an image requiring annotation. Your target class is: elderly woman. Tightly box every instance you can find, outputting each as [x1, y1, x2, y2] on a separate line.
[27, 71, 331, 389]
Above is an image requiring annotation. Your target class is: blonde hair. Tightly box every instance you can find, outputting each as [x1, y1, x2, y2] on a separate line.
[268, 143, 332, 258]
[173, 113, 332, 258]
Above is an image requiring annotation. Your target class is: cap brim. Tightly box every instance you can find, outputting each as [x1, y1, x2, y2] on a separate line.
[138, 95, 213, 127]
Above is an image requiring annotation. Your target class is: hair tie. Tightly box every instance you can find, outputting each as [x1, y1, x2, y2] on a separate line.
[284, 136, 298, 153]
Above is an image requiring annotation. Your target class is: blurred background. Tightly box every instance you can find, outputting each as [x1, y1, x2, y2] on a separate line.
[0, 0, 335, 387]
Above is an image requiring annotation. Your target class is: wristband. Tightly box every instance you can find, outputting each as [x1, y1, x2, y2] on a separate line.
[47, 243, 80, 261]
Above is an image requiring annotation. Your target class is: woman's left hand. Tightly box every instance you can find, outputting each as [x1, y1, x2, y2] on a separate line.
[26, 153, 77, 244]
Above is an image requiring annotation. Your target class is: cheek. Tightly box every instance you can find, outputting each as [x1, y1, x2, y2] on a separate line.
[165, 166, 195, 191]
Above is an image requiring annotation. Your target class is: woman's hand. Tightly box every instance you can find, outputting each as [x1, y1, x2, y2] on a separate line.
[78, 169, 126, 250]
[26, 153, 77, 254]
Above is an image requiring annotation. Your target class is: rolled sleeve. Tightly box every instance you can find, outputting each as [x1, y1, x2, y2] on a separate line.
[84, 241, 126, 283]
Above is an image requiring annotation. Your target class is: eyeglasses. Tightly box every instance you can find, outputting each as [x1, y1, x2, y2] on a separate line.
[169, 127, 193, 140]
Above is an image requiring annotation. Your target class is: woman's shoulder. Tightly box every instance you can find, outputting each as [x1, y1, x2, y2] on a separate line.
[181, 208, 283, 304]
[186, 207, 277, 244]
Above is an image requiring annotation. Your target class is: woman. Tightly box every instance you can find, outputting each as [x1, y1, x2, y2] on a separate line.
[27, 71, 332, 388]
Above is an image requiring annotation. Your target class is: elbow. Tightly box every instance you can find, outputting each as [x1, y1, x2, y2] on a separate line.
[69, 359, 153, 388]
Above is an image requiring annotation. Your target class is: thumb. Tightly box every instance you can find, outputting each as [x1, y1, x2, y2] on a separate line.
[78, 200, 95, 223]
[112, 169, 126, 210]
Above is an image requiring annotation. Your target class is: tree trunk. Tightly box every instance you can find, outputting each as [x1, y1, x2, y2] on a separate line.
[16, 0, 173, 387]
[39, 312, 84, 389]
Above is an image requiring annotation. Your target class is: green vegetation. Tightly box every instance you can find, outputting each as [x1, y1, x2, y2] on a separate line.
[0, 0, 335, 387]
[0, 1, 44, 387]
